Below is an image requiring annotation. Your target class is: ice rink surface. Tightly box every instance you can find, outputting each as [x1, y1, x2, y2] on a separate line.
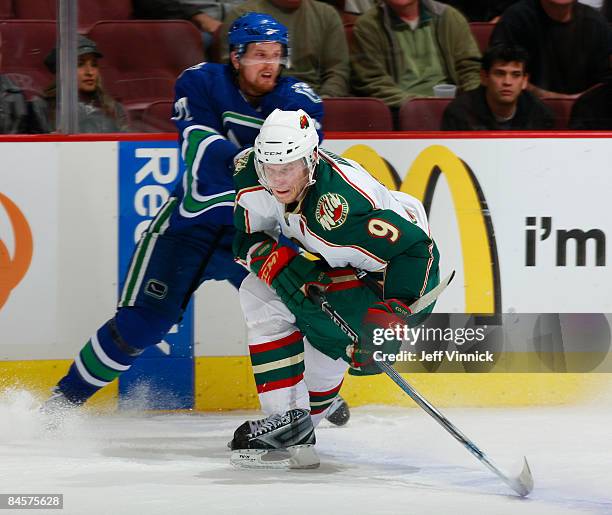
[1, 389, 611, 515]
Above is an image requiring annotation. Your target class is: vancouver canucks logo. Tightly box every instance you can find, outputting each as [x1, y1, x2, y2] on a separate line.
[315, 193, 348, 230]
[299, 114, 309, 129]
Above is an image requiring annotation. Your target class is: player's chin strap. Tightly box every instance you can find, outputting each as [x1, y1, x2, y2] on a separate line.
[306, 271, 534, 498]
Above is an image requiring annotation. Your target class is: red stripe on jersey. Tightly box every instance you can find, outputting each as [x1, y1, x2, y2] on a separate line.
[244, 209, 251, 234]
[256, 374, 303, 393]
[326, 269, 356, 278]
[326, 279, 363, 292]
[235, 185, 265, 203]
[249, 331, 303, 354]
[420, 240, 435, 297]
[309, 380, 344, 398]
[319, 152, 376, 209]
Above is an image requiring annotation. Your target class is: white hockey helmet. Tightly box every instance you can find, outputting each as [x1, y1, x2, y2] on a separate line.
[254, 109, 319, 191]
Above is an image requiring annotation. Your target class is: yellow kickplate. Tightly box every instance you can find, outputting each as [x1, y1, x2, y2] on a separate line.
[3, 358, 610, 411]
[0, 360, 117, 410]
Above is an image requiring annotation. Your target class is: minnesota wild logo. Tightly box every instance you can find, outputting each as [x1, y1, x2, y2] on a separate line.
[233, 150, 251, 175]
[315, 193, 348, 230]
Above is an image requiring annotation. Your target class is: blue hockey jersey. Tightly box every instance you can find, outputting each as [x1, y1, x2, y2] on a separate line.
[170, 62, 324, 228]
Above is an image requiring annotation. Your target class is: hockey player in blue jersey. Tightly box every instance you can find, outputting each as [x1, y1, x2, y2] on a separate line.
[43, 13, 348, 425]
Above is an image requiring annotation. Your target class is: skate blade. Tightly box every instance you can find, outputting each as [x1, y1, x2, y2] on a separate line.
[230, 445, 320, 470]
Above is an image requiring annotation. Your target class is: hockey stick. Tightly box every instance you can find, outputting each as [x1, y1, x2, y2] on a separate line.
[307, 278, 534, 497]
[356, 270, 456, 315]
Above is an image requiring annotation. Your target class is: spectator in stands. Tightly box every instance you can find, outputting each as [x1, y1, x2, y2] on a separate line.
[342, 0, 375, 15]
[574, 0, 612, 20]
[221, 1, 350, 97]
[0, 75, 28, 133]
[578, 0, 603, 10]
[604, 0, 612, 63]
[569, 73, 612, 129]
[0, 30, 28, 133]
[350, 0, 481, 109]
[440, 0, 519, 21]
[490, 0, 610, 100]
[36, 36, 128, 133]
[441, 44, 554, 129]
[132, 0, 240, 50]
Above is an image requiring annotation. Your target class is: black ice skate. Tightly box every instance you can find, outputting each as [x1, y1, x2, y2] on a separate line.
[325, 395, 350, 427]
[229, 408, 319, 469]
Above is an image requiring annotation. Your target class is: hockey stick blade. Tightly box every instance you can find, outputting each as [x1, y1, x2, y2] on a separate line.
[307, 281, 534, 497]
[378, 361, 534, 497]
[477, 453, 533, 497]
[508, 457, 534, 497]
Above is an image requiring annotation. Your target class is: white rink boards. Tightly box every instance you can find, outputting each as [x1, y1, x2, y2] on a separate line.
[2, 136, 612, 359]
[1, 134, 612, 409]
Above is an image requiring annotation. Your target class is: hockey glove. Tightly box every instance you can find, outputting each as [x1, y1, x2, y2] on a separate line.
[348, 298, 413, 375]
[272, 255, 332, 314]
[248, 239, 298, 286]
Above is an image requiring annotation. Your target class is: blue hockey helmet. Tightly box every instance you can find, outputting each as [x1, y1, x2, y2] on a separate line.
[228, 12, 290, 61]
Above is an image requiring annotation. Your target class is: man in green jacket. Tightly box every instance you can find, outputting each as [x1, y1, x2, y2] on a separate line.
[222, 0, 350, 98]
[351, 0, 481, 108]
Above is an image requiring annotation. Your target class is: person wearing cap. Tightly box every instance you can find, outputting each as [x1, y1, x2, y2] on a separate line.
[41, 13, 355, 429]
[36, 35, 128, 133]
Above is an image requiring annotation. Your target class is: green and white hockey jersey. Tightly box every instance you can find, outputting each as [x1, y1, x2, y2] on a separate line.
[233, 148, 439, 303]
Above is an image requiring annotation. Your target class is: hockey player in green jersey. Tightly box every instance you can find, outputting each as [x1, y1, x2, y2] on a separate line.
[228, 109, 440, 469]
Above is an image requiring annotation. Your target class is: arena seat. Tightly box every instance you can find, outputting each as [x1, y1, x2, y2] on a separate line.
[340, 11, 358, 25]
[12, 0, 55, 19]
[0, 20, 56, 96]
[0, 0, 13, 19]
[140, 100, 175, 132]
[13, 0, 132, 32]
[323, 97, 393, 131]
[542, 98, 575, 129]
[398, 97, 452, 131]
[469, 22, 495, 54]
[88, 21, 204, 114]
[343, 22, 356, 48]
